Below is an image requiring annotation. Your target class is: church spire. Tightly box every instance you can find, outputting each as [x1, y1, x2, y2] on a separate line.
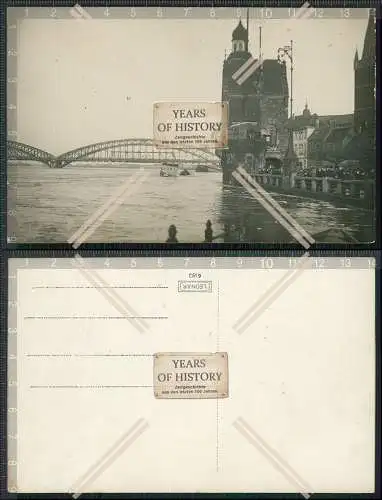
[302, 99, 311, 118]
[362, 11, 375, 61]
[354, 47, 359, 69]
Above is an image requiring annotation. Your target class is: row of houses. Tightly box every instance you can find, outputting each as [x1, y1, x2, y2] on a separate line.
[289, 13, 375, 173]
[289, 106, 351, 168]
[289, 105, 375, 172]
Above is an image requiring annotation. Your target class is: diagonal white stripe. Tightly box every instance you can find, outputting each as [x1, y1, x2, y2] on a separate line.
[67, 169, 142, 245]
[69, 8, 83, 18]
[299, 7, 315, 19]
[69, 419, 149, 498]
[72, 4, 92, 19]
[234, 418, 313, 498]
[294, 1, 311, 17]
[73, 254, 150, 333]
[236, 57, 263, 86]
[234, 253, 312, 334]
[232, 56, 256, 80]
[232, 170, 311, 248]
[72, 171, 150, 248]
[233, 252, 310, 328]
[237, 166, 315, 245]
[68, 169, 149, 248]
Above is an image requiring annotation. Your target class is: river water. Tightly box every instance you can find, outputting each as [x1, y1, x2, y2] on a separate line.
[8, 163, 375, 244]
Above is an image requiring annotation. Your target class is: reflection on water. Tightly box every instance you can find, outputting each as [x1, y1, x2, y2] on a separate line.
[8, 163, 375, 243]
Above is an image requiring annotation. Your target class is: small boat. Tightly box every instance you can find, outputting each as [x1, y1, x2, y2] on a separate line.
[160, 162, 179, 177]
[195, 165, 209, 172]
[179, 168, 191, 176]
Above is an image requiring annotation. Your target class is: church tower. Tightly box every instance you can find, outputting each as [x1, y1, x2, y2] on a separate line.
[221, 19, 261, 125]
[232, 19, 248, 53]
[219, 17, 290, 183]
[354, 12, 376, 133]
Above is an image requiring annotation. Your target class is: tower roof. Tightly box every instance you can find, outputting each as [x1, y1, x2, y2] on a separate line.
[302, 100, 311, 118]
[232, 20, 248, 42]
[362, 12, 375, 61]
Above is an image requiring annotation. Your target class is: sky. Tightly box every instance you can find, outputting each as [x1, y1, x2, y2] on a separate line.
[15, 11, 371, 155]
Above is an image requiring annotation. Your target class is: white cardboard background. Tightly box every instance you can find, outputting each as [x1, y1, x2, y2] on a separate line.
[13, 262, 375, 493]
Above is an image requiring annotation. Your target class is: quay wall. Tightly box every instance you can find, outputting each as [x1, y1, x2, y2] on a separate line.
[252, 173, 375, 210]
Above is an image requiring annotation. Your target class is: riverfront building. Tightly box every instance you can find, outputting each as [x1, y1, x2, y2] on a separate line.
[219, 11, 375, 182]
[306, 114, 354, 167]
[221, 20, 289, 144]
[288, 103, 317, 169]
[219, 18, 290, 182]
[309, 13, 375, 171]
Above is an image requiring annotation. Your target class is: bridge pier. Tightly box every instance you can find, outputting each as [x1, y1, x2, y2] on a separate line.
[49, 159, 63, 168]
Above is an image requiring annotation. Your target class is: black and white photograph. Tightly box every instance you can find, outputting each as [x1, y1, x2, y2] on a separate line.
[7, 6, 376, 244]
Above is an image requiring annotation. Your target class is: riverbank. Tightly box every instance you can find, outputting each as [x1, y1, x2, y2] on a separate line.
[258, 182, 374, 211]
[8, 163, 375, 243]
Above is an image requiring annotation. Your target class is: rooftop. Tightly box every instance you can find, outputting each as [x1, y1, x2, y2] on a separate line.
[318, 114, 354, 127]
[308, 127, 330, 143]
[325, 126, 352, 144]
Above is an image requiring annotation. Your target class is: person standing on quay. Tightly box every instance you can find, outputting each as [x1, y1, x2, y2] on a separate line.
[204, 220, 213, 242]
[166, 224, 178, 243]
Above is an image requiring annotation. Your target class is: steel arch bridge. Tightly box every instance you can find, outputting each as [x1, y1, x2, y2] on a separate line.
[8, 139, 221, 169]
[7, 140, 56, 167]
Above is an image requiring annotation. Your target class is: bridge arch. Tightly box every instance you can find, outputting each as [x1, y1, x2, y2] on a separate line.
[55, 138, 220, 168]
[7, 141, 56, 167]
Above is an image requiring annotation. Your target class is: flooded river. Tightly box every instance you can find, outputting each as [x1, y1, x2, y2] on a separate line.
[8, 163, 375, 244]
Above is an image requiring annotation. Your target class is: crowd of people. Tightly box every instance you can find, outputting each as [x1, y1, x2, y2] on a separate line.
[256, 165, 282, 175]
[255, 164, 372, 179]
[296, 164, 374, 180]
[249, 157, 374, 180]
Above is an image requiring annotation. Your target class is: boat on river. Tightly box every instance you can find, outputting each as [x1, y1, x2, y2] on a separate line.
[160, 163, 191, 177]
[160, 162, 179, 177]
[195, 165, 209, 172]
[179, 168, 191, 176]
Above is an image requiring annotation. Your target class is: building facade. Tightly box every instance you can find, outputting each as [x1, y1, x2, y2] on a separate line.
[219, 19, 290, 182]
[306, 113, 355, 166]
[293, 126, 315, 169]
[289, 104, 317, 169]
